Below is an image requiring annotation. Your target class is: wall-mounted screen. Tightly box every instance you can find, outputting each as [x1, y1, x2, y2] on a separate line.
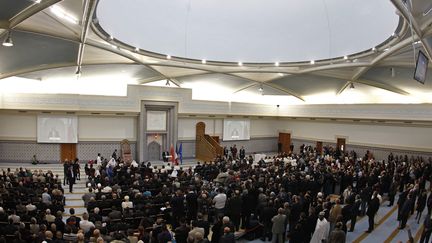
[37, 115, 78, 143]
[223, 119, 250, 141]
[414, 50, 429, 84]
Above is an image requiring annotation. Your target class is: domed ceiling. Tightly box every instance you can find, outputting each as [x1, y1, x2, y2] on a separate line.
[0, 0, 431, 105]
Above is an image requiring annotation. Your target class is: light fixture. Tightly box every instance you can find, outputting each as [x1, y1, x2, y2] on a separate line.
[274, 62, 279, 67]
[134, 47, 139, 52]
[166, 55, 171, 59]
[278, 73, 284, 77]
[34, 0, 41, 3]
[75, 66, 82, 77]
[343, 55, 348, 60]
[238, 61, 243, 66]
[165, 80, 170, 86]
[201, 59, 206, 64]
[258, 85, 263, 92]
[349, 82, 355, 89]
[310, 60, 315, 65]
[2, 31, 13, 47]
[372, 47, 377, 52]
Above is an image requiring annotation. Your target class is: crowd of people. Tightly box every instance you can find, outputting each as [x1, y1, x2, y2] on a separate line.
[1, 144, 432, 243]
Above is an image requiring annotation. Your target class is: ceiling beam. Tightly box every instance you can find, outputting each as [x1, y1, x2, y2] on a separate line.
[356, 79, 410, 95]
[76, 0, 98, 69]
[9, 0, 62, 29]
[264, 83, 305, 102]
[391, 0, 432, 60]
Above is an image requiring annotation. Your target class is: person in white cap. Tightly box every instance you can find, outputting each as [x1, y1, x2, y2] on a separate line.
[310, 211, 330, 243]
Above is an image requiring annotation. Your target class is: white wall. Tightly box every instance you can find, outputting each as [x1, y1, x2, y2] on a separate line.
[0, 114, 137, 142]
[178, 118, 280, 140]
[178, 118, 223, 139]
[78, 116, 137, 141]
[178, 117, 432, 152]
[0, 114, 36, 140]
[282, 120, 432, 152]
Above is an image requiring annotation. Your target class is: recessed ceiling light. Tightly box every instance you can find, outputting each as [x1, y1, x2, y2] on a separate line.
[134, 47, 139, 52]
[372, 47, 377, 52]
[109, 35, 114, 40]
[310, 60, 315, 64]
[274, 62, 279, 67]
[34, 0, 41, 3]
[278, 73, 284, 77]
[238, 61, 243, 66]
[166, 55, 171, 59]
[258, 86, 263, 92]
[343, 55, 348, 60]
[202, 59, 206, 64]
[384, 48, 389, 52]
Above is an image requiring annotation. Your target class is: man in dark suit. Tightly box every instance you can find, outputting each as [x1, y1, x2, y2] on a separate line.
[272, 208, 287, 243]
[239, 146, 246, 160]
[66, 165, 75, 193]
[366, 191, 380, 233]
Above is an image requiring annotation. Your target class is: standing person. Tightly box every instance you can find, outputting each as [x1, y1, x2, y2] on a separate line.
[328, 222, 346, 243]
[96, 153, 102, 169]
[111, 149, 117, 160]
[349, 195, 361, 232]
[231, 145, 238, 159]
[226, 190, 242, 231]
[66, 165, 75, 193]
[271, 208, 287, 243]
[73, 158, 80, 181]
[366, 191, 380, 233]
[420, 213, 432, 243]
[239, 146, 246, 160]
[310, 212, 330, 243]
[400, 194, 414, 229]
[416, 190, 427, 223]
[213, 188, 227, 220]
[63, 160, 70, 186]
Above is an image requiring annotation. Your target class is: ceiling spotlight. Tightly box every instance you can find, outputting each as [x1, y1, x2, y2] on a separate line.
[166, 55, 171, 60]
[134, 47, 139, 52]
[278, 73, 284, 77]
[201, 59, 206, 64]
[238, 61, 243, 66]
[165, 80, 170, 86]
[2, 31, 13, 47]
[75, 66, 82, 77]
[258, 85, 263, 92]
[349, 82, 355, 89]
[343, 55, 348, 60]
[310, 60, 315, 65]
[372, 47, 377, 52]
[34, 0, 41, 3]
[274, 62, 279, 67]
[109, 35, 114, 40]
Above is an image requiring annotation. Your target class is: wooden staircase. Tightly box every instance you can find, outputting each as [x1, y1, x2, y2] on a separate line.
[195, 122, 223, 161]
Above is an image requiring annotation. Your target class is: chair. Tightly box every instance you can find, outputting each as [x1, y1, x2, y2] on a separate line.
[120, 139, 133, 164]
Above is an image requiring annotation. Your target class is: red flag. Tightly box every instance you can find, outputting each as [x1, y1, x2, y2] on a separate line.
[170, 144, 175, 163]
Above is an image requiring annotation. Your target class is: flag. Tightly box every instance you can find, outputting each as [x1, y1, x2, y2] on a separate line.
[178, 142, 183, 164]
[175, 142, 179, 165]
[170, 144, 176, 163]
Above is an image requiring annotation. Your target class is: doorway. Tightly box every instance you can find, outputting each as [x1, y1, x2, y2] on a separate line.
[278, 133, 291, 153]
[60, 143, 77, 162]
[148, 141, 161, 161]
[336, 138, 346, 152]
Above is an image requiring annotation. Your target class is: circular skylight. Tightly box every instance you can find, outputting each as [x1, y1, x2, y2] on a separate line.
[96, 0, 399, 63]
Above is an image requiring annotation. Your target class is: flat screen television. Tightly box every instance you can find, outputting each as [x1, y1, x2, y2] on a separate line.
[414, 50, 429, 84]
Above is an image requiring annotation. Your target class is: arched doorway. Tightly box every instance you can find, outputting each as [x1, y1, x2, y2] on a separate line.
[148, 141, 161, 161]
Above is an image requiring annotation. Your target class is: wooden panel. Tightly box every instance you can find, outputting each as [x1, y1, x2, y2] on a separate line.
[316, 141, 323, 154]
[196, 122, 223, 161]
[211, 136, 220, 144]
[278, 133, 291, 153]
[60, 143, 76, 162]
